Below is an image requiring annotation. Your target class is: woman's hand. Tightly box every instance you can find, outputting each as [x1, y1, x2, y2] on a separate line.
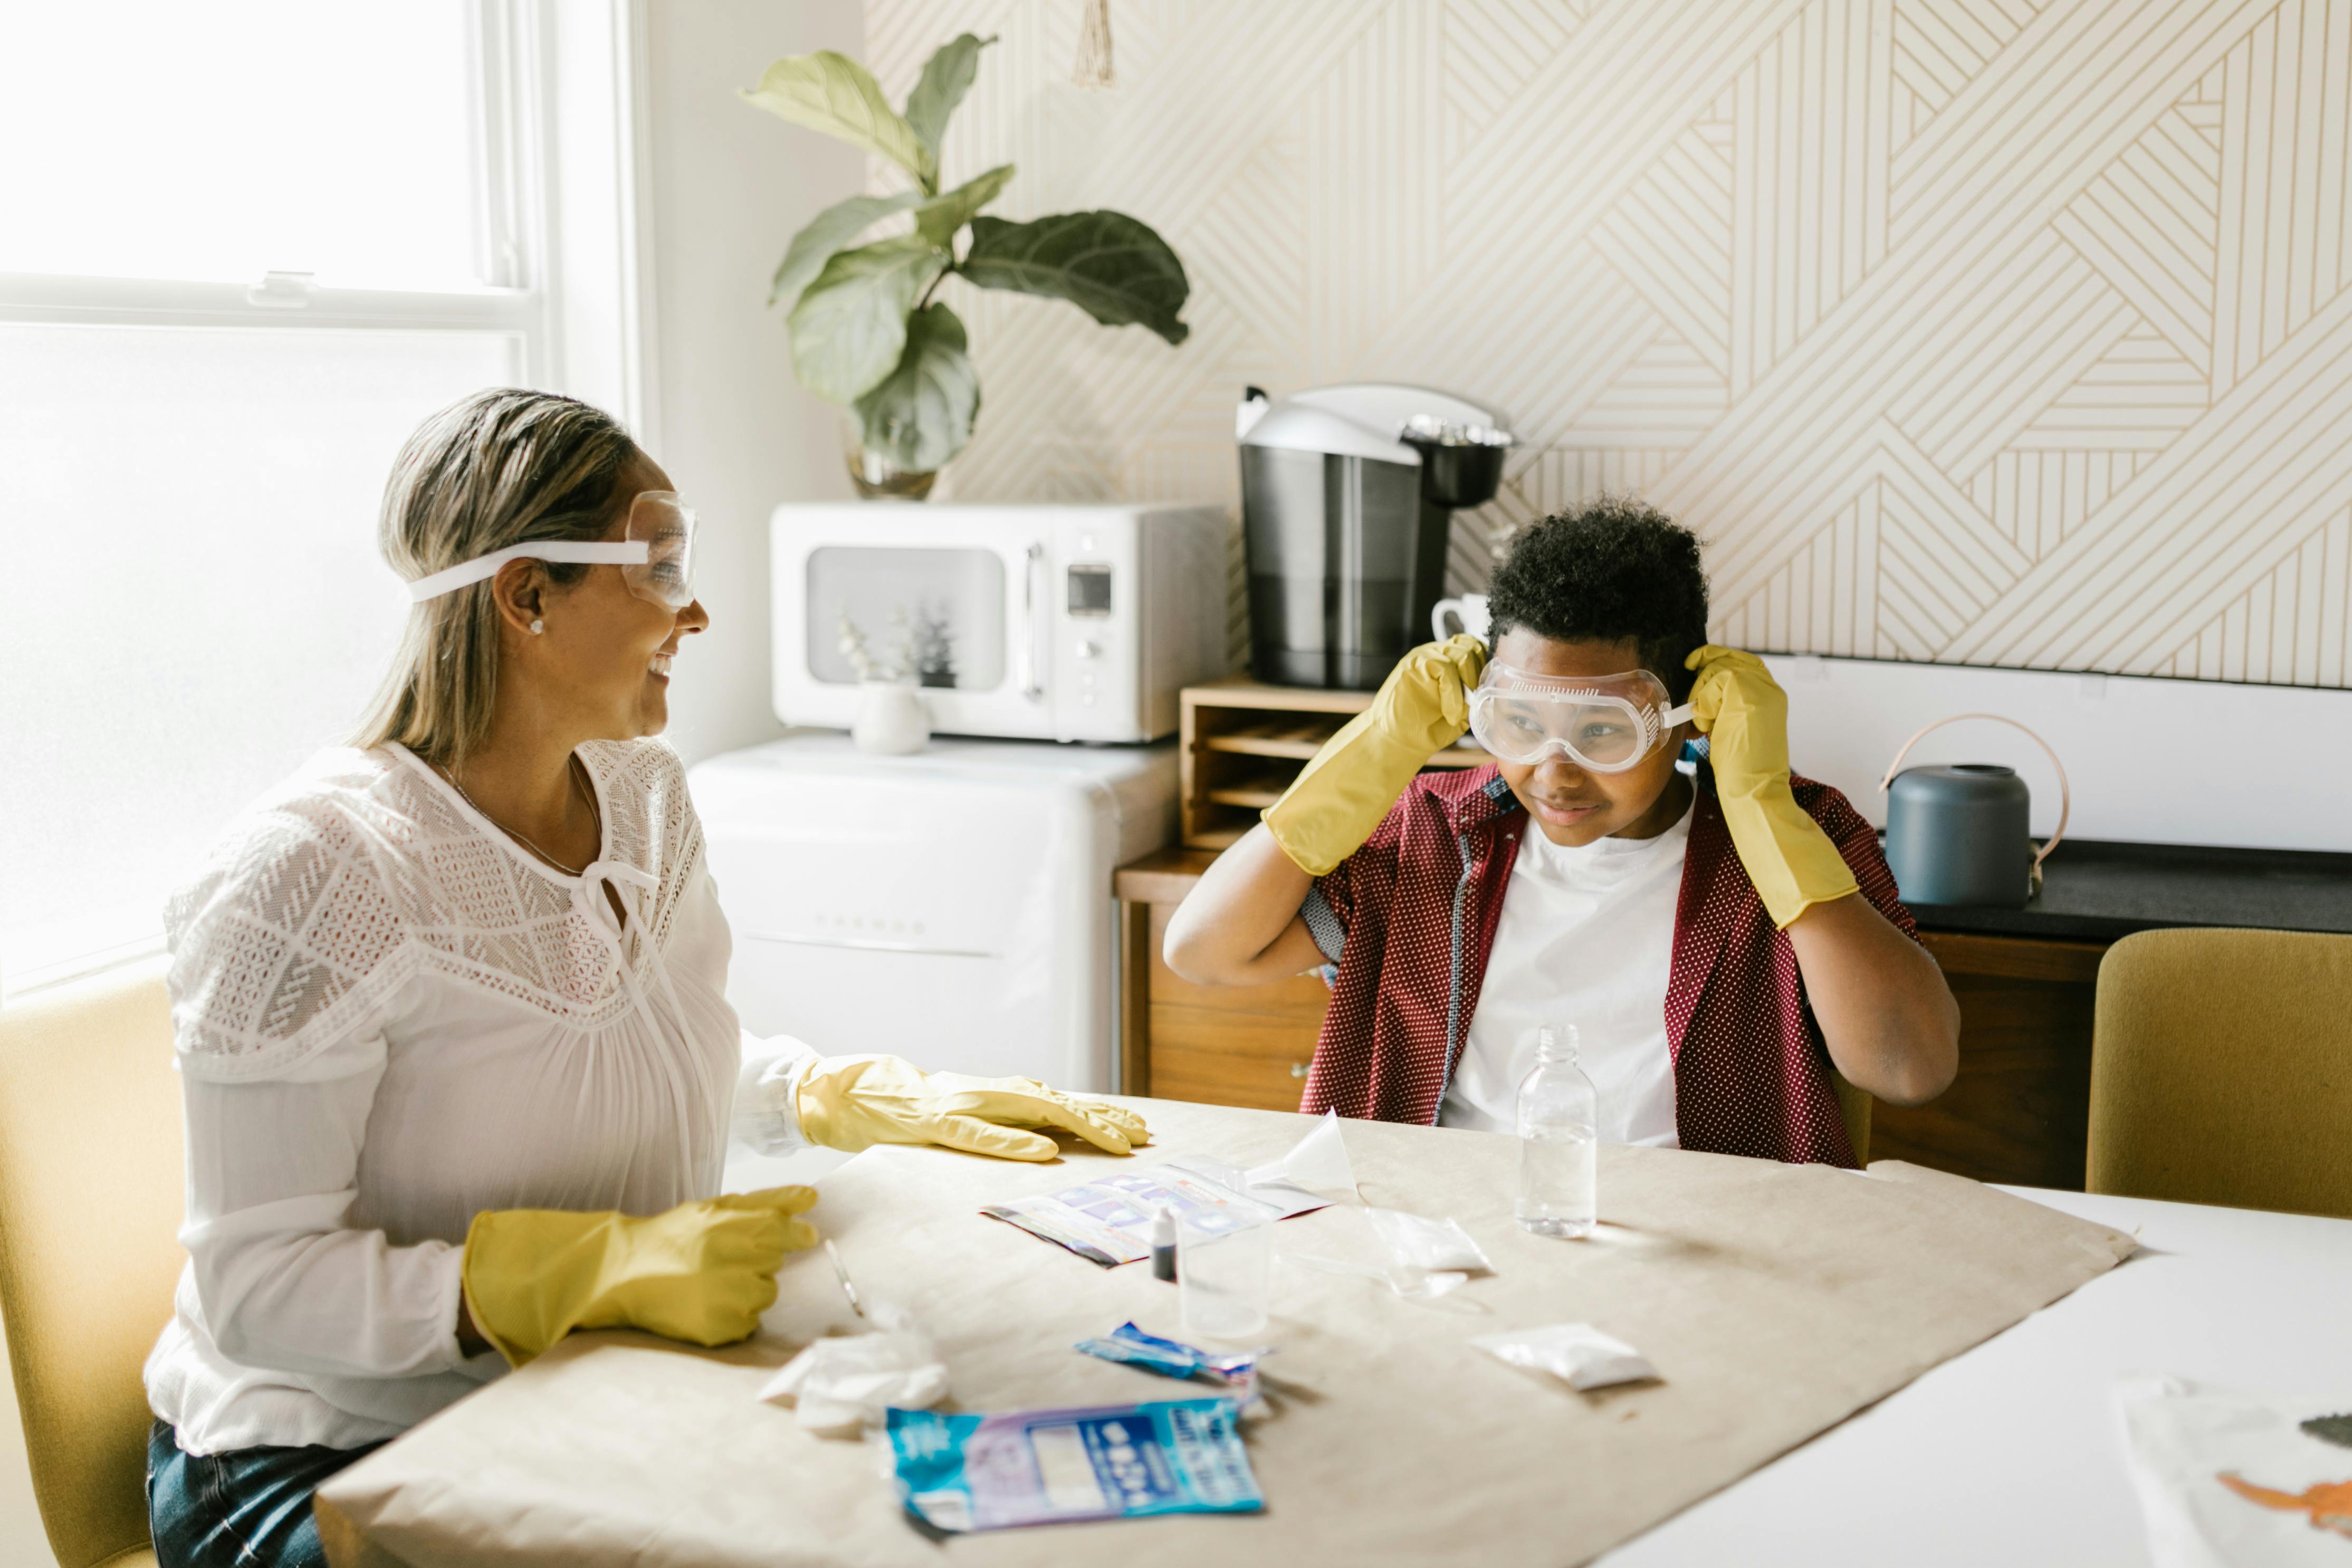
[461, 1186, 820, 1365]
[795, 1056, 1148, 1161]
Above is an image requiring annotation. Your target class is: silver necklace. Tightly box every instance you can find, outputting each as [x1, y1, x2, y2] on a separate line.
[439, 756, 601, 877]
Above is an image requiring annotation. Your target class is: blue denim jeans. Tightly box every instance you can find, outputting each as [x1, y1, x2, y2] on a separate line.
[147, 1421, 381, 1568]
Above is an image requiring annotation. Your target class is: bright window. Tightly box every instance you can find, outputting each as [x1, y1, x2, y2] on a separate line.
[0, 1, 558, 993]
[0, 3, 489, 289]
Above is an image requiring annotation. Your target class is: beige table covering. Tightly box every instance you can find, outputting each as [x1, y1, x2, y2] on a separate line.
[315, 1099, 2134, 1567]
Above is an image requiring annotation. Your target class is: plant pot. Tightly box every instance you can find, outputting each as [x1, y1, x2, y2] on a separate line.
[851, 680, 930, 755]
[841, 417, 936, 501]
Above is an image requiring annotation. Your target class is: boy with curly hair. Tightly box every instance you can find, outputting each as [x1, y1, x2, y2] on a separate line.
[1165, 499, 1956, 1164]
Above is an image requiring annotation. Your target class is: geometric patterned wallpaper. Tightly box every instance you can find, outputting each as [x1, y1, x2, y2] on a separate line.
[864, 0, 2352, 687]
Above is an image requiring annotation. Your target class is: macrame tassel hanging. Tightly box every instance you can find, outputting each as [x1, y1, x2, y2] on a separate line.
[1072, 0, 1116, 88]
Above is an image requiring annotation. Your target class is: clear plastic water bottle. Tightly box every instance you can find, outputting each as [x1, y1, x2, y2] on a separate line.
[1515, 1024, 1598, 1238]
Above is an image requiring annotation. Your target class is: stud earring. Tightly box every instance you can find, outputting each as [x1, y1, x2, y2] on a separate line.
[530, 619, 544, 635]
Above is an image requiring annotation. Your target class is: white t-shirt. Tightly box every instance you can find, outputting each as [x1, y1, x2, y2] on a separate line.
[144, 740, 818, 1455]
[1439, 795, 1691, 1144]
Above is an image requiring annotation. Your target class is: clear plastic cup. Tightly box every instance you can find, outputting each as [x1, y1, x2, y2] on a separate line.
[1176, 1206, 1273, 1340]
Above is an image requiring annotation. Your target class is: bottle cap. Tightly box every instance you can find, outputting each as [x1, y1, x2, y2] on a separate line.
[1151, 1205, 1177, 1246]
[1536, 1024, 1581, 1063]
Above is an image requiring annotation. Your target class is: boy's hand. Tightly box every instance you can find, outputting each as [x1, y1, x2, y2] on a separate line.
[1683, 645, 1858, 928]
[1264, 635, 1487, 876]
[1683, 645, 1790, 792]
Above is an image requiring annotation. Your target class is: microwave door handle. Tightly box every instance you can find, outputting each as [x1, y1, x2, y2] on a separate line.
[1018, 542, 1045, 701]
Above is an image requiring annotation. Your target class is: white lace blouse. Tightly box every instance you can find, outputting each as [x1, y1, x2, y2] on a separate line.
[143, 739, 818, 1456]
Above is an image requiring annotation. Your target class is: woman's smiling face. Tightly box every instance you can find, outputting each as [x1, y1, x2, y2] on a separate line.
[525, 451, 709, 742]
[1487, 628, 1691, 847]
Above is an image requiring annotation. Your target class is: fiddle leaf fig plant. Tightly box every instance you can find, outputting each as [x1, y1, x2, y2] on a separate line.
[744, 34, 1190, 477]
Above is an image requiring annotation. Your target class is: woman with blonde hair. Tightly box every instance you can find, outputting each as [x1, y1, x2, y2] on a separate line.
[142, 388, 1145, 1567]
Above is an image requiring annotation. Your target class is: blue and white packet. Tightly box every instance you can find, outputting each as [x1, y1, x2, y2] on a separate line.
[1074, 1321, 1267, 1402]
[886, 1398, 1265, 1532]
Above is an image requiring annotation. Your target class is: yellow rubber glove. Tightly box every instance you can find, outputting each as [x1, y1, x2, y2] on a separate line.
[796, 1055, 1149, 1162]
[1262, 634, 1489, 876]
[1683, 644, 1859, 929]
[461, 1185, 818, 1366]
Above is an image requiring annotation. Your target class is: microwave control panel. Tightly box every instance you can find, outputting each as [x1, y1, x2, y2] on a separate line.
[1048, 515, 1139, 738]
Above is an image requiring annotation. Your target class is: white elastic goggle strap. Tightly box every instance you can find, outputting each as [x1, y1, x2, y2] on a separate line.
[404, 540, 650, 603]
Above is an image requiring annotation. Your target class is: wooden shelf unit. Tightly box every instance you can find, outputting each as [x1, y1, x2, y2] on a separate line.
[1180, 679, 1491, 848]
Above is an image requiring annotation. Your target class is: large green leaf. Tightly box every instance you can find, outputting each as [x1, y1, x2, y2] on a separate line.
[904, 33, 995, 158]
[788, 236, 948, 403]
[960, 212, 1191, 345]
[742, 51, 932, 189]
[770, 190, 925, 310]
[854, 303, 980, 472]
[912, 164, 1015, 248]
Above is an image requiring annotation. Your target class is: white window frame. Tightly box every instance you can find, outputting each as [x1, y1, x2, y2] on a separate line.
[0, 0, 655, 999]
[0, 0, 653, 431]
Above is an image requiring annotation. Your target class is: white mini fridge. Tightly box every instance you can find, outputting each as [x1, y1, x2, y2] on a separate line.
[687, 734, 1178, 1093]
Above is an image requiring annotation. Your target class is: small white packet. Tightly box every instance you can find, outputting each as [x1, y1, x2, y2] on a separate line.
[1472, 1323, 1658, 1391]
[1365, 1207, 1492, 1299]
[1285, 1207, 1493, 1302]
[1365, 1207, 1491, 1273]
[759, 1302, 948, 1437]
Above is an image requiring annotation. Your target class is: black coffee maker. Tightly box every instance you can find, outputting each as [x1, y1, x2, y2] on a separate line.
[1238, 383, 1511, 689]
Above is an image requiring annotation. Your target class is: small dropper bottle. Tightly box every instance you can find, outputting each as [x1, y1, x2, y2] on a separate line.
[1150, 1205, 1178, 1281]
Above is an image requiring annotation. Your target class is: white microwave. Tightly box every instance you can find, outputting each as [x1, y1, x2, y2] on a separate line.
[770, 502, 1230, 742]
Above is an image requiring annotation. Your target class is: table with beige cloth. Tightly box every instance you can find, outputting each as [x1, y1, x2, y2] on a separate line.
[314, 1099, 2135, 1568]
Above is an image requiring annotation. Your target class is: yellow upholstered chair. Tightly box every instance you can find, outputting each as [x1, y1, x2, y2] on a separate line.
[0, 960, 181, 1568]
[2088, 928, 2352, 1220]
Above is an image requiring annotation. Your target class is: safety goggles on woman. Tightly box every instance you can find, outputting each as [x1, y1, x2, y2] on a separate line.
[1467, 661, 1694, 772]
[403, 492, 698, 611]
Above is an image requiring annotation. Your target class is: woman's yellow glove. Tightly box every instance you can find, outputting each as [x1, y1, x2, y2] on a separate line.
[795, 1055, 1148, 1162]
[1262, 634, 1489, 876]
[1683, 644, 1858, 929]
[461, 1186, 818, 1366]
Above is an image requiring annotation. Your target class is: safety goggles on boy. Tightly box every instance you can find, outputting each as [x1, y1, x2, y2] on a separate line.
[403, 491, 699, 612]
[1467, 662, 1695, 772]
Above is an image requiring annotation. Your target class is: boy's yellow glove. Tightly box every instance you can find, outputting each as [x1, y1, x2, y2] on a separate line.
[1263, 634, 1488, 876]
[461, 1186, 818, 1366]
[1683, 645, 1858, 929]
[796, 1055, 1148, 1162]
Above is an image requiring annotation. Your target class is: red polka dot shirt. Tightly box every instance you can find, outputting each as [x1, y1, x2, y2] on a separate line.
[1297, 764, 1920, 1167]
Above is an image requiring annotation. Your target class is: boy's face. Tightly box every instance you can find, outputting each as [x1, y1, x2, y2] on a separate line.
[1487, 629, 1692, 847]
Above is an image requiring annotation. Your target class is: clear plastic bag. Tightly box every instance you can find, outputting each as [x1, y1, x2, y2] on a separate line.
[1365, 1207, 1493, 1298]
[758, 1301, 948, 1436]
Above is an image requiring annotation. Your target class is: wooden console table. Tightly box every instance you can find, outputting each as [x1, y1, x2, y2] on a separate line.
[1118, 835, 2352, 1189]
[1116, 847, 2105, 1188]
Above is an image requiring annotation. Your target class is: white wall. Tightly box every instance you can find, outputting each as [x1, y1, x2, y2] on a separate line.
[863, 0, 2352, 692]
[638, 0, 866, 767]
[1767, 653, 2352, 852]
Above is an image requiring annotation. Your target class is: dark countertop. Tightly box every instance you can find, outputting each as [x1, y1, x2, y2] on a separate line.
[1903, 837, 2352, 943]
